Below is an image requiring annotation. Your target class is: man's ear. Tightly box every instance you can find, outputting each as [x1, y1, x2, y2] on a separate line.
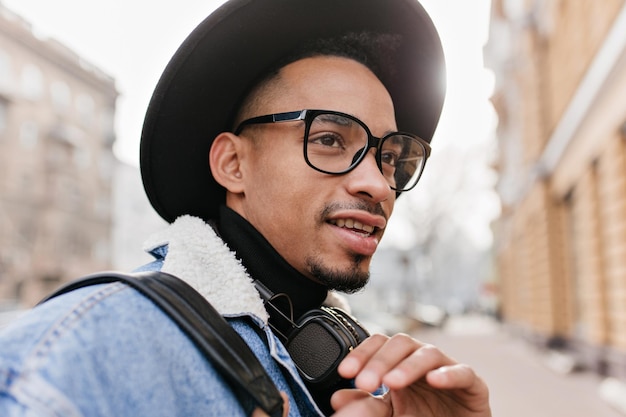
[209, 132, 245, 193]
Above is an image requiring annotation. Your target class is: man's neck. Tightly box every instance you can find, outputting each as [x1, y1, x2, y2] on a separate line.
[217, 205, 328, 321]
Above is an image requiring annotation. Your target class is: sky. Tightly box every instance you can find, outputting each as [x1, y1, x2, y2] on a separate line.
[1, 0, 499, 250]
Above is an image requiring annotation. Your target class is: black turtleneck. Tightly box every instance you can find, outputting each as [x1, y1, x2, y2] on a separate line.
[217, 205, 328, 321]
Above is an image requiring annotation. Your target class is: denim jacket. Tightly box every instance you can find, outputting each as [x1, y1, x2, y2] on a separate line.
[0, 215, 326, 416]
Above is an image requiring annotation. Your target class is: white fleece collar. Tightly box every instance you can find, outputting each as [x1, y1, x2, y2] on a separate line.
[143, 215, 352, 323]
[143, 215, 269, 322]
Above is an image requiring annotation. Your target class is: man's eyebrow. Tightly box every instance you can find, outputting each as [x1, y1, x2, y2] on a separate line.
[314, 113, 354, 126]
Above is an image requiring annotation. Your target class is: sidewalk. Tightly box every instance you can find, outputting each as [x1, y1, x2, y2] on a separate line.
[413, 315, 625, 417]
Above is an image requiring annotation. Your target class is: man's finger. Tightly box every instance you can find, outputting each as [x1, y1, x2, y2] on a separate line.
[330, 390, 388, 417]
[330, 389, 372, 411]
[381, 343, 454, 390]
[338, 334, 389, 378]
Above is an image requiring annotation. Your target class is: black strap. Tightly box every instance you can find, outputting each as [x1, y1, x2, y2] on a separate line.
[39, 271, 284, 417]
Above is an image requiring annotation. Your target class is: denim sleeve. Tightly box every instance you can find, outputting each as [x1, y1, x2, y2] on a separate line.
[0, 368, 83, 417]
[0, 282, 261, 417]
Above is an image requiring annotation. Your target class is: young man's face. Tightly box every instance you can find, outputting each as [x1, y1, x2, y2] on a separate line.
[229, 56, 397, 292]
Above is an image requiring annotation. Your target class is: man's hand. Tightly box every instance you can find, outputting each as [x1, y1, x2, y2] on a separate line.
[331, 333, 491, 417]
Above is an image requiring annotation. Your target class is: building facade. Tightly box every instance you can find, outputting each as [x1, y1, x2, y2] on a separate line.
[0, 5, 118, 306]
[487, 0, 626, 378]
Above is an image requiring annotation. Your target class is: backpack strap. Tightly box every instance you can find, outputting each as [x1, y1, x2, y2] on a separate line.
[39, 270, 284, 417]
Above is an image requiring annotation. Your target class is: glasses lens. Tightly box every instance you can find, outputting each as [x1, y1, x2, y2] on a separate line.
[304, 112, 368, 174]
[303, 111, 427, 192]
[380, 135, 427, 191]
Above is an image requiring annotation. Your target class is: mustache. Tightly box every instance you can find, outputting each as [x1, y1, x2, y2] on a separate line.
[320, 201, 387, 221]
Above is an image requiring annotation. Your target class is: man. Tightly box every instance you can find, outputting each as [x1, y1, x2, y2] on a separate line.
[0, 0, 491, 416]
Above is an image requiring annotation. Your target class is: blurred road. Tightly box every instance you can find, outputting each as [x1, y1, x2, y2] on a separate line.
[413, 315, 625, 417]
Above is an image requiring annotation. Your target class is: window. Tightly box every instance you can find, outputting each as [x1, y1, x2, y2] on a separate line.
[19, 121, 38, 149]
[50, 81, 71, 113]
[76, 93, 95, 127]
[20, 64, 43, 101]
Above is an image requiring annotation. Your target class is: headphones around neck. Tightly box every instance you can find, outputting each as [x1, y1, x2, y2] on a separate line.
[254, 280, 369, 415]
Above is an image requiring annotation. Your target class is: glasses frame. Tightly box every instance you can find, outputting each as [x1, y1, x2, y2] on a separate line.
[234, 109, 431, 192]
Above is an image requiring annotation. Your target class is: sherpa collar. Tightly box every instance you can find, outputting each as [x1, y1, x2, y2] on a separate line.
[143, 215, 269, 322]
[142, 215, 352, 324]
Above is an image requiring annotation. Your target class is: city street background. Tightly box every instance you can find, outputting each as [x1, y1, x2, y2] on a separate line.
[415, 315, 625, 417]
[2, 1, 626, 415]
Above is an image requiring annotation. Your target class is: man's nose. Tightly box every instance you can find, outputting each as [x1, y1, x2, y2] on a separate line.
[345, 148, 393, 202]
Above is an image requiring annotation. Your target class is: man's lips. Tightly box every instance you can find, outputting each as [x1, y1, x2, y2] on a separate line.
[326, 211, 387, 238]
[326, 215, 383, 256]
[328, 218, 376, 236]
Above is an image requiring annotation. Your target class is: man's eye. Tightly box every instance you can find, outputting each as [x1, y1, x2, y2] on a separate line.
[310, 133, 344, 149]
[380, 151, 399, 167]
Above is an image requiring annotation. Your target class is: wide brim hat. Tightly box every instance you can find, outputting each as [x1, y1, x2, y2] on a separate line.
[140, 0, 446, 223]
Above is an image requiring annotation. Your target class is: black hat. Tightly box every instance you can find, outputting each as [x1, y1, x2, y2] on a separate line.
[140, 0, 446, 223]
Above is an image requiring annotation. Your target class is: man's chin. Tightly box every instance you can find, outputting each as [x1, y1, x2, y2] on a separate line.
[306, 256, 370, 294]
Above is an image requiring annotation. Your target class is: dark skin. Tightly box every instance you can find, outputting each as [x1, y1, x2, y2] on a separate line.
[331, 333, 491, 416]
[214, 56, 491, 417]
[253, 333, 491, 417]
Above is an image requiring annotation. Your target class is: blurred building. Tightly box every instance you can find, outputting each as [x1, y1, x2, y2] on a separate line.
[0, 5, 118, 306]
[487, 0, 626, 379]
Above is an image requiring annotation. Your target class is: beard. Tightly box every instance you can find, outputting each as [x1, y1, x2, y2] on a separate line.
[306, 201, 386, 293]
[306, 254, 370, 293]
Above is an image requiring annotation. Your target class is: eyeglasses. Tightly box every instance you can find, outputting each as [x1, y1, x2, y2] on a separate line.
[234, 109, 431, 192]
